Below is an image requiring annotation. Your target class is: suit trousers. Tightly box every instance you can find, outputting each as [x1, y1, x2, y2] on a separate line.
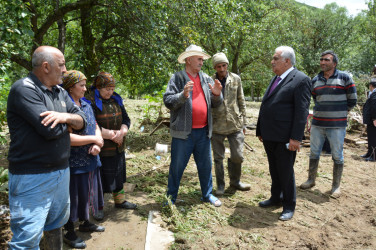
[367, 124, 376, 159]
[262, 140, 296, 211]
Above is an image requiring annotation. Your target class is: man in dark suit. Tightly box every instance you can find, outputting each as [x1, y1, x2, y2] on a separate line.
[256, 46, 311, 221]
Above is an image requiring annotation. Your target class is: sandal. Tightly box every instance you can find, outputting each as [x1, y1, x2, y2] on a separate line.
[205, 194, 222, 207]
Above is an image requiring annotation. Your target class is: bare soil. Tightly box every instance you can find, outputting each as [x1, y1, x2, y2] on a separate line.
[1, 99, 376, 249]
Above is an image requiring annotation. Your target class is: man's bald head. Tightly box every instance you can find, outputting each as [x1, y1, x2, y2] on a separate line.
[31, 46, 66, 89]
[32, 46, 64, 70]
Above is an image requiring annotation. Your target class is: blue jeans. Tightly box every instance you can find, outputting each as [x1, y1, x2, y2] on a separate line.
[167, 127, 213, 203]
[8, 168, 70, 249]
[310, 126, 346, 164]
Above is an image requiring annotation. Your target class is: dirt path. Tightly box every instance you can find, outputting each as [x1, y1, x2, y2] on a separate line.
[74, 192, 150, 250]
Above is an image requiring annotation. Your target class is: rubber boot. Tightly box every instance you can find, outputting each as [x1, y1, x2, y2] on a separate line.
[228, 158, 250, 191]
[40, 227, 63, 250]
[214, 163, 225, 195]
[300, 159, 319, 189]
[330, 163, 343, 198]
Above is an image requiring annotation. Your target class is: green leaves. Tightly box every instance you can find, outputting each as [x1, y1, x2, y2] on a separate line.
[1, 0, 375, 98]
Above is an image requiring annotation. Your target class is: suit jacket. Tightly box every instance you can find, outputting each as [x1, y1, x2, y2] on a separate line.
[363, 91, 376, 125]
[256, 68, 311, 142]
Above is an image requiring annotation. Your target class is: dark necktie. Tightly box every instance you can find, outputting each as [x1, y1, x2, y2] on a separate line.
[268, 76, 282, 96]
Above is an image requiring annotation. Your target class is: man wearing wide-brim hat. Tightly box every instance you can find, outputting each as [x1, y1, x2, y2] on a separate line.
[163, 44, 223, 207]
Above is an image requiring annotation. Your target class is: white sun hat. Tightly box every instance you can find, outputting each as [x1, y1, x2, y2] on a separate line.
[177, 45, 211, 64]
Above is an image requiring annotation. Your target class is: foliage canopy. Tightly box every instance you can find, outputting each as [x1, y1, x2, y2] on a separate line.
[0, 0, 375, 99]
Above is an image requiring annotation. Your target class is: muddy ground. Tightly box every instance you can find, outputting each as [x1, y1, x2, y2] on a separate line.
[1, 99, 376, 249]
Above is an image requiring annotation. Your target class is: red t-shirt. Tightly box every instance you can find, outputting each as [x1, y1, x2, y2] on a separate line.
[187, 73, 208, 128]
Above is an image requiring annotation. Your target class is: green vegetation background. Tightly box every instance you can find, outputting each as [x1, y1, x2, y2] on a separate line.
[0, 0, 375, 128]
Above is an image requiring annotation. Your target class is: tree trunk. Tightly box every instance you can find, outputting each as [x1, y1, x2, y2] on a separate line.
[231, 35, 243, 75]
[55, 0, 66, 53]
[81, 6, 100, 81]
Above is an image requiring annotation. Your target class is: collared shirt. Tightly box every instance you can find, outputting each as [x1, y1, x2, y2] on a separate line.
[279, 66, 294, 82]
[7, 72, 87, 174]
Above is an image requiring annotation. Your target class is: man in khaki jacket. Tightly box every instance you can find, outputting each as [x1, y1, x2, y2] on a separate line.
[211, 52, 250, 195]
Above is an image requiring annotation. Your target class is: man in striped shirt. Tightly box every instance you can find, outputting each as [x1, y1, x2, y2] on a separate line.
[300, 50, 357, 198]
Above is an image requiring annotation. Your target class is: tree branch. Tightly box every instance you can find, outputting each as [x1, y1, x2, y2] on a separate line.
[22, 0, 38, 34]
[34, 0, 98, 45]
[10, 54, 31, 71]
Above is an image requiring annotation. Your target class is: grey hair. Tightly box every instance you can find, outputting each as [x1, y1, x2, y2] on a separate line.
[32, 49, 56, 69]
[276, 46, 296, 66]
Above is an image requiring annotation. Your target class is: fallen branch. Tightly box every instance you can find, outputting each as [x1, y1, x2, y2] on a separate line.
[128, 155, 170, 179]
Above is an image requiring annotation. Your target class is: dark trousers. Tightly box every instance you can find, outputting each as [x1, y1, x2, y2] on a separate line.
[100, 151, 126, 193]
[263, 140, 296, 211]
[69, 172, 90, 222]
[367, 124, 376, 159]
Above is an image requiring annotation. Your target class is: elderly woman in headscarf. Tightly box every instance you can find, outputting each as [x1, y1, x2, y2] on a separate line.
[61, 70, 105, 249]
[88, 71, 137, 210]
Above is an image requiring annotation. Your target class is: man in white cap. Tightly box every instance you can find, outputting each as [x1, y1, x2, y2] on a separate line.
[211, 52, 250, 195]
[163, 45, 223, 207]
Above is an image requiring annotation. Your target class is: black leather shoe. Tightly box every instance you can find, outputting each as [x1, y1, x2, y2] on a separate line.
[365, 156, 376, 162]
[79, 221, 105, 232]
[258, 199, 281, 208]
[279, 210, 294, 221]
[361, 153, 370, 158]
[115, 201, 137, 209]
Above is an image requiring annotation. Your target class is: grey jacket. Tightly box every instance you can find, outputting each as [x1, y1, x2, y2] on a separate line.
[163, 70, 223, 139]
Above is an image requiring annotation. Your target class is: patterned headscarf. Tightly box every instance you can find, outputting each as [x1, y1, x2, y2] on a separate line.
[61, 70, 87, 90]
[92, 71, 116, 89]
[91, 71, 123, 111]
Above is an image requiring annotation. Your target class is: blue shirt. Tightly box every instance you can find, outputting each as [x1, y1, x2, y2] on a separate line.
[69, 99, 101, 174]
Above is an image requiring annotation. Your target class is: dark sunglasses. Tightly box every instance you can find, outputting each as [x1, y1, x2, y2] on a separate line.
[320, 58, 331, 62]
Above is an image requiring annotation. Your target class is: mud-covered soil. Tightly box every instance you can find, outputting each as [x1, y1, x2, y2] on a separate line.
[1, 99, 375, 249]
